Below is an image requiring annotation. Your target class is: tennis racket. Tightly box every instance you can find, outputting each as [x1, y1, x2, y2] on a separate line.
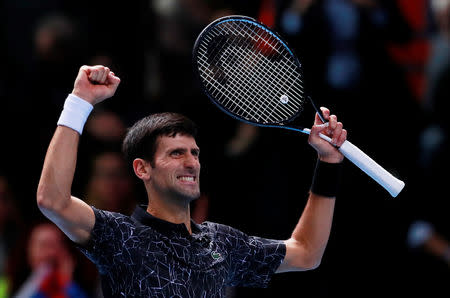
[192, 15, 405, 197]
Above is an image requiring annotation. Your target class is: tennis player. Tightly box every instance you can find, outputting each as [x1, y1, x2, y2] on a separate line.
[37, 65, 347, 297]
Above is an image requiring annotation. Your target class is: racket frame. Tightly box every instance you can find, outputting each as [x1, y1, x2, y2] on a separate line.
[192, 15, 325, 133]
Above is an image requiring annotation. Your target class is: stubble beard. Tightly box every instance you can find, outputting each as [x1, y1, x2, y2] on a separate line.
[154, 178, 201, 204]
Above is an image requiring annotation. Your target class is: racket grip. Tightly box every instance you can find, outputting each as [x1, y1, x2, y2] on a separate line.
[326, 136, 405, 197]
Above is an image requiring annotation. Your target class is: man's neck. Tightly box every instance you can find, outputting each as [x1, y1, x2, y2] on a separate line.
[146, 196, 192, 234]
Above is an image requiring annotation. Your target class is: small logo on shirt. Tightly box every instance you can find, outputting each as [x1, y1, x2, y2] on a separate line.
[211, 251, 222, 260]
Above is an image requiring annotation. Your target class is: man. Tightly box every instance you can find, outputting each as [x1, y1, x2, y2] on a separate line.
[37, 65, 347, 297]
[14, 222, 88, 297]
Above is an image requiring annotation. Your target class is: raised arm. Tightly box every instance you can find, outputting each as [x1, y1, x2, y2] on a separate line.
[277, 107, 347, 272]
[37, 65, 120, 244]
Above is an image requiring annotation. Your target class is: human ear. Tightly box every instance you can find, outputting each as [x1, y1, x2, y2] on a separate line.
[132, 158, 151, 180]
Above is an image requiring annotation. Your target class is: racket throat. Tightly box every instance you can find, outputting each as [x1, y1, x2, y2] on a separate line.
[277, 123, 310, 135]
[307, 95, 326, 124]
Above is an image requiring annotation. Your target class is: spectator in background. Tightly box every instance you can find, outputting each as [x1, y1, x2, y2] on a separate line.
[0, 175, 25, 297]
[85, 151, 137, 215]
[75, 109, 129, 198]
[423, 0, 450, 112]
[9, 222, 89, 297]
[85, 110, 127, 144]
[34, 13, 79, 65]
[407, 220, 450, 267]
[404, 217, 450, 297]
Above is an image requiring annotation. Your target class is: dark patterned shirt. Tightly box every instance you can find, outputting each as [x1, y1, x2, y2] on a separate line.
[77, 206, 286, 297]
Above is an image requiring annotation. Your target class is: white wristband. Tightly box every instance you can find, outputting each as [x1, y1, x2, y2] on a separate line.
[57, 94, 94, 135]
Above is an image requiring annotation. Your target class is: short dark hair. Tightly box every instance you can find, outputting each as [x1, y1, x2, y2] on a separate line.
[122, 113, 198, 165]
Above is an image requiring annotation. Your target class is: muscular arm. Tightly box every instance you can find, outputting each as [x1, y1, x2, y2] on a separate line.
[277, 107, 347, 272]
[37, 127, 94, 243]
[37, 65, 120, 244]
[277, 192, 336, 272]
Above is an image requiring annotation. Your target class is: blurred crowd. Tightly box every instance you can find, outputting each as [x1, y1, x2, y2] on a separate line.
[0, 0, 448, 297]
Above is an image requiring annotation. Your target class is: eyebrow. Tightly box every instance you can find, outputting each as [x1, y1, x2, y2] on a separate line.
[168, 147, 200, 154]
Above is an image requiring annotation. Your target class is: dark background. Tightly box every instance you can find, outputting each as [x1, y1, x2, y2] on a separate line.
[1, 0, 448, 297]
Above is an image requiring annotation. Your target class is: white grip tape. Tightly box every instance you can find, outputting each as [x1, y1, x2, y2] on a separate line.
[57, 94, 93, 135]
[315, 132, 405, 197]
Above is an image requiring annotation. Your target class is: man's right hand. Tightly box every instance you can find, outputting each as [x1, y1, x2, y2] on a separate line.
[72, 65, 121, 105]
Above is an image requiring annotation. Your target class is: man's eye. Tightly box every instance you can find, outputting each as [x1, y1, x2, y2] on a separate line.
[171, 150, 182, 156]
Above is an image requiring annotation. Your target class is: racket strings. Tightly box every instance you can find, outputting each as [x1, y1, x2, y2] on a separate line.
[196, 20, 306, 123]
[197, 31, 262, 118]
[198, 43, 279, 122]
[214, 21, 302, 120]
[200, 24, 284, 122]
[199, 40, 296, 123]
[212, 33, 296, 122]
[198, 53, 271, 121]
[229, 22, 304, 120]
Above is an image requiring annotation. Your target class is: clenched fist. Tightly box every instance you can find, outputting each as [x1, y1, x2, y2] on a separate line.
[72, 65, 121, 105]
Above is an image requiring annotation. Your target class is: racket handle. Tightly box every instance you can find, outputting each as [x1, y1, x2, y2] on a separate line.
[317, 133, 405, 197]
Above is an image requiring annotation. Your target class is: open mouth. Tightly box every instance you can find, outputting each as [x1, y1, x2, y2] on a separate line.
[177, 176, 196, 182]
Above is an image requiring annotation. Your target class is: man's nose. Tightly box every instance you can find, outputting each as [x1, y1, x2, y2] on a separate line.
[184, 154, 199, 168]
